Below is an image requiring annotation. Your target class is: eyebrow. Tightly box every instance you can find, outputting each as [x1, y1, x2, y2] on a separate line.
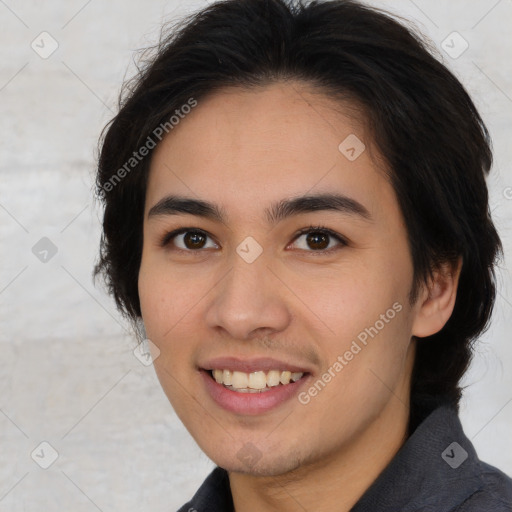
[147, 192, 372, 225]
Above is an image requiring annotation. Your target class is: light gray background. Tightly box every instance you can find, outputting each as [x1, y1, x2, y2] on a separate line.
[0, 0, 511, 510]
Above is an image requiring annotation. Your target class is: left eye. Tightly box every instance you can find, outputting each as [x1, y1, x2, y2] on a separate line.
[160, 226, 347, 253]
[290, 226, 347, 253]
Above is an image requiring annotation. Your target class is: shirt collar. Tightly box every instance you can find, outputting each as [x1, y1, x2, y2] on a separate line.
[350, 403, 483, 511]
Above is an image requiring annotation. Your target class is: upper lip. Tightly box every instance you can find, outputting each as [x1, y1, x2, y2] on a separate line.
[199, 356, 312, 374]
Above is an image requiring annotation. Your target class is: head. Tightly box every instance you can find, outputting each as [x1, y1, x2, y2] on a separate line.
[94, 0, 502, 475]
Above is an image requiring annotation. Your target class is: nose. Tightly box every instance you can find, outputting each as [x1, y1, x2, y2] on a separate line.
[204, 253, 292, 341]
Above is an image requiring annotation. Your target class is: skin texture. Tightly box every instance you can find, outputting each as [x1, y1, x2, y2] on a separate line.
[138, 81, 461, 512]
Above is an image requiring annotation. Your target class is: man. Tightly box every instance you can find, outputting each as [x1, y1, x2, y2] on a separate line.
[94, 0, 512, 510]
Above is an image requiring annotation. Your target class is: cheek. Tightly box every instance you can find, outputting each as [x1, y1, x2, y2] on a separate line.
[138, 256, 207, 387]
[138, 262, 168, 336]
[138, 259, 201, 411]
[299, 247, 415, 394]
[138, 255, 186, 350]
[138, 254, 192, 336]
[300, 301, 414, 442]
[295, 253, 411, 340]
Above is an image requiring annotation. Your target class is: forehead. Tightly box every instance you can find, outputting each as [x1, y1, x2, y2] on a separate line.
[146, 81, 394, 222]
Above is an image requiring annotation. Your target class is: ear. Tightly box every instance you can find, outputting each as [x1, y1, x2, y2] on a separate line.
[411, 257, 462, 338]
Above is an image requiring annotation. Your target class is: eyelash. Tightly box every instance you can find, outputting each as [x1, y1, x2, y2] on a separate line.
[159, 225, 348, 255]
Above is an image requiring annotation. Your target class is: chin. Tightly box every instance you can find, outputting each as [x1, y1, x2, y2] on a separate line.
[210, 445, 305, 477]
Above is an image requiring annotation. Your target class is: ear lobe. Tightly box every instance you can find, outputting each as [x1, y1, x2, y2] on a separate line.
[411, 257, 462, 338]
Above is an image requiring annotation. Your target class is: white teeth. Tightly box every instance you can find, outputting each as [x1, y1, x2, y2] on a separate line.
[267, 370, 281, 387]
[209, 368, 305, 390]
[280, 371, 291, 385]
[222, 369, 233, 386]
[232, 371, 249, 388]
[248, 371, 267, 390]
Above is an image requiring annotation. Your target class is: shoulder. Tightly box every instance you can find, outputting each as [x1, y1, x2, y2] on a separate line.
[451, 461, 512, 512]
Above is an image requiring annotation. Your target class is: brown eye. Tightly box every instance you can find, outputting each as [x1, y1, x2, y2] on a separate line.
[305, 231, 329, 250]
[160, 229, 218, 251]
[291, 226, 347, 253]
[183, 231, 207, 249]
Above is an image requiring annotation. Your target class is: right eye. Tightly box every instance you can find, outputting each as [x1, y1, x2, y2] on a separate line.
[160, 228, 219, 252]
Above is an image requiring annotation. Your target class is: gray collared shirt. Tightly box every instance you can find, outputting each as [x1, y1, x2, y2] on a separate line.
[177, 404, 512, 511]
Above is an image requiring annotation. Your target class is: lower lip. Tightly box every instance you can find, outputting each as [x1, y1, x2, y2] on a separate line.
[200, 370, 310, 415]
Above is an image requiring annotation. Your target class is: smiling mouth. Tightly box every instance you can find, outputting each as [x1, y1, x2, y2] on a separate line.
[206, 368, 308, 393]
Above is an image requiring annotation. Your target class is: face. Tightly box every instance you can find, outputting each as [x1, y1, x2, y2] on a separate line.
[138, 81, 422, 476]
